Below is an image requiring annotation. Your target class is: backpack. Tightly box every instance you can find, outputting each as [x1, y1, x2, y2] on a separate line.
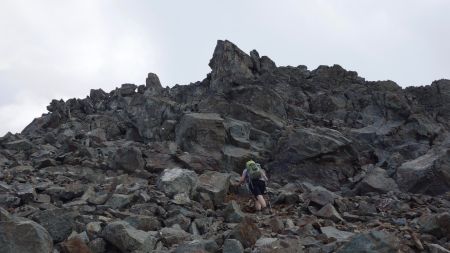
[247, 162, 262, 180]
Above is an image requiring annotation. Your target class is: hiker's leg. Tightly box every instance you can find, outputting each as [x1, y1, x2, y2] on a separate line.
[257, 195, 267, 209]
[255, 199, 262, 210]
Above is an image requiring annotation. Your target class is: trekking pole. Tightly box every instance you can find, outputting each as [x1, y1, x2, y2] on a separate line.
[266, 189, 273, 213]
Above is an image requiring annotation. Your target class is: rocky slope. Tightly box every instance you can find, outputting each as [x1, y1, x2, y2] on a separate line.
[0, 40, 449, 253]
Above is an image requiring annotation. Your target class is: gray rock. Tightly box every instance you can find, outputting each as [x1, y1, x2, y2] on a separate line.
[105, 194, 134, 209]
[164, 213, 191, 231]
[88, 238, 106, 253]
[396, 148, 450, 195]
[0, 194, 20, 207]
[175, 113, 226, 161]
[14, 183, 37, 202]
[124, 215, 161, 231]
[224, 200, 245, 223]
[197, 171, 230, 207]
[157, 168, 198, 198]
[174, 239, 219, 253]
[0, 218, 53, 253]
[276, 127, 352, 162]
[427, 243, 450, 253]
[304, 184, 340, 206]
[209, 40, 255, 90]
[355, 167, 399, 194]
[108, 146, 145, 173]
[146, 72, 163, 93]
[320, 226, 355, 242]
[315, 204, 344, 222]
[336, 231, 400, 253]
[228, 217, 261, 248]
[31, 208, 78, 242]
[4, 139, 34, 151]
[159, 227, 192, 247]
[418, 212, 450, 238]
[102, 221, 157, 252]
[223, 239, 244, 253]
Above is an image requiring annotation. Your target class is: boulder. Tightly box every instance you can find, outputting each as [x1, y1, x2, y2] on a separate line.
[124, 215, 162, 231]
[396, 148, 450, 195]
[224, 200, 245, 223]
[0, 219, 53, 253]
[157, 168, 198, 198]
[418, 212, 450, 238]
[159, 227, 192, 247]
[275, 127, 352, 163]
[197, 171, 230, 206]
[321, 226, 355, 242]
[31, 208, 78, 242]
[4, 139, 34, 151]
[102, 221, 157, 252]
[228, 217, 261, 248]
[174, 239, 219, 253]
[223, 239, 244, 253]
[336, 231, 400, 253]
[108, 146, 145, 173]
[304, 184, 341, 207]
[105, 194, 134, 209]
[60, 237, 92, 253]
[355, 167, 399, 194]
[315, 204, 344, 223]
[175, 113, 226, 160]
[119, 83, 137, 96]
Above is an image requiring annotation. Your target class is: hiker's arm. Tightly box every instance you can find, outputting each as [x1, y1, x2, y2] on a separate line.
[238, 174, 245, 185]
[262, 170, 269, 181]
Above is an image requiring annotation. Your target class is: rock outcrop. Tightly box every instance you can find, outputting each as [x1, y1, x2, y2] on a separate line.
[1, 40, 449, 252]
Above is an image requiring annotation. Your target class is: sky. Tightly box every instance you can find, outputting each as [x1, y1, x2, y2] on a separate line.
[1, 0, 449, 136]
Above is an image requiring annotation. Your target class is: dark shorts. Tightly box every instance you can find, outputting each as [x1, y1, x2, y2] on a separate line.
[248, 179, 266, 197]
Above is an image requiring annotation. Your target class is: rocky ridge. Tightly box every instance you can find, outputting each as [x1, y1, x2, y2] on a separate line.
[0, 40, 449, 252]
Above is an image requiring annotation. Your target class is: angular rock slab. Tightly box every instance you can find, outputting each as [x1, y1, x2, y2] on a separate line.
[157, 168, 199, 198]
[31, 208, 78, 242]
[396, 148, 450, 195]
[102, 221, 157, 252]
[336, 231, 400, 253]
[0, 219, 53, 253]
[197, 171, 230, 207]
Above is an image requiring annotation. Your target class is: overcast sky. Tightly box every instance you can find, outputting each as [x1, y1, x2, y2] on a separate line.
[1, 0, 449, 136]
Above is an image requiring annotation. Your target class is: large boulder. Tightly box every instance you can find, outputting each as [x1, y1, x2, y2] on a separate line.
[108, 146, 145, 173]
[102, 221, 157, 252]
[31, 208, 78, 242]
[224, 200, 245, 223]
[418, 212, 450, 238]
[336, 231, 400, 253]
[275, 127, 352, 163]
[197, 171, 230, 206]
[354, 167, 399, 194]
[174, 239, 219, 253]
[0, 219, 53, 253]
[157, 168, 199, 198]
[396, 148, 450, 195]
[228, 217, 262, 248]
[175, 113, 226, 162]
[159, 227, 192, 247]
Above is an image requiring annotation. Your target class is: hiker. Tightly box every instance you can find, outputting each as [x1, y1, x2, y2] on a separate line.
[237, 160, 269, 211]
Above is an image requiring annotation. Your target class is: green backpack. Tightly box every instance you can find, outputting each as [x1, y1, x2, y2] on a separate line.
[247, 162, 262, 180]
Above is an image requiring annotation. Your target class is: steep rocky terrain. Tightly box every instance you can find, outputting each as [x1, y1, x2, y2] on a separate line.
[0, 40, 449, 253]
